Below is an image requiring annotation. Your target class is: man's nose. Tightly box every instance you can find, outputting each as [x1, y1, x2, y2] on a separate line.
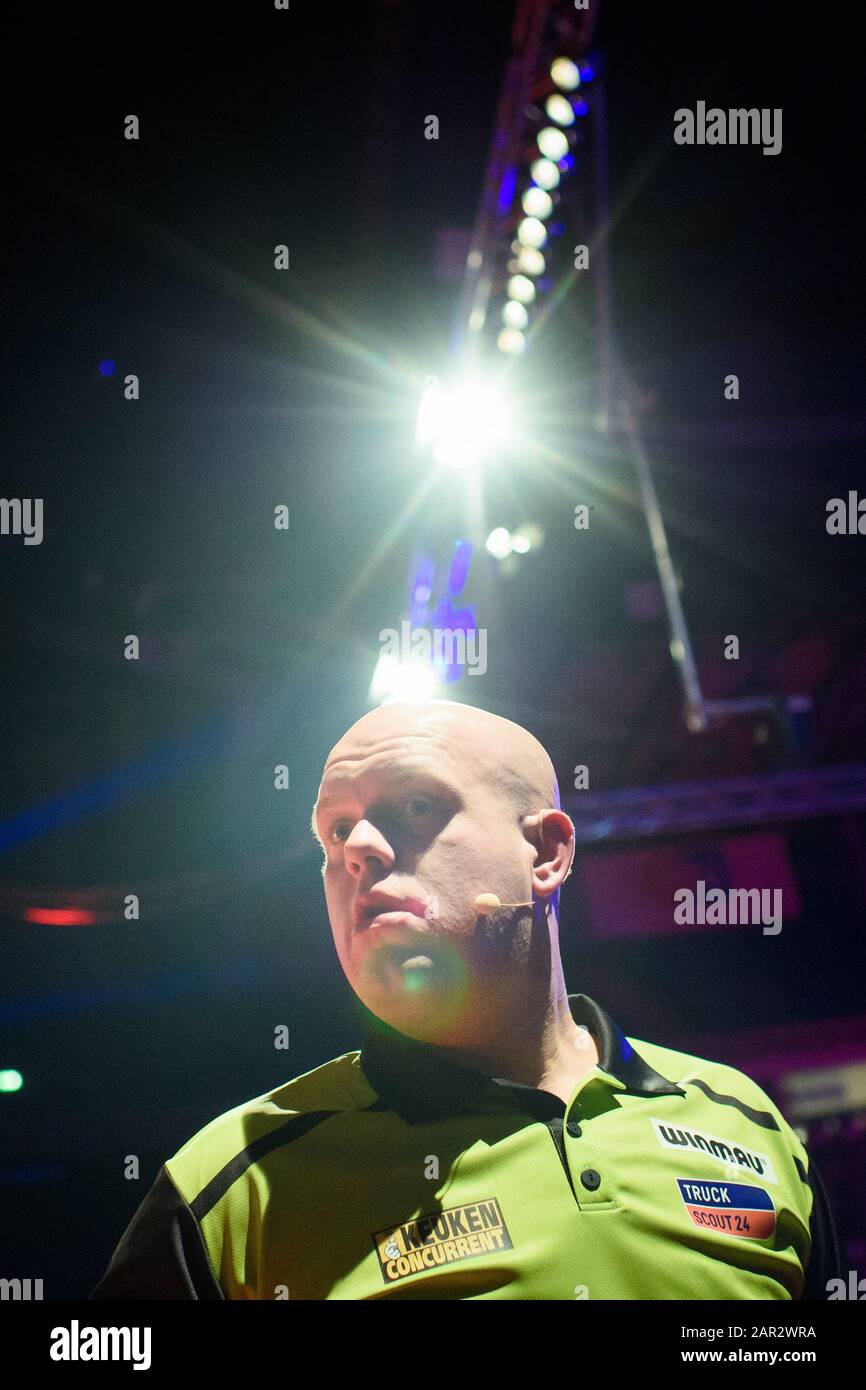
[343, 820, 395, 878]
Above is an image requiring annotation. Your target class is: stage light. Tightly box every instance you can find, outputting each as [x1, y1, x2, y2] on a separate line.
[502, 300, 529, 330]
[497, 328, 525, 355]
[370, 653, 439, 705]
[416, 375, 513, 470]
[545, 93, 575, 126]
[516, 246, 545, 276]
[486, 524, 540, 557]
[551, 57, 581, 91]
[486, 527, 513, 559]
[507, 273, 535, 303]
[517, 216, 547, 248]
[0, 1069, 23, 1093]
[530, 157, 560, 191]
[521, 186, 553, 219]
[24, 906, 98, 925]
[515, 521, 544, 551]
[537, 126, 568, 160]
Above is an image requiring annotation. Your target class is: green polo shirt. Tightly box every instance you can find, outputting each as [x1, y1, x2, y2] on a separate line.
[89, 993, 841, 1300]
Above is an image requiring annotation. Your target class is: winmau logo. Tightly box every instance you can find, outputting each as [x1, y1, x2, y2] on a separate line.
[50, 1320, 151, 1371]
[651, 1117, 779, 1185]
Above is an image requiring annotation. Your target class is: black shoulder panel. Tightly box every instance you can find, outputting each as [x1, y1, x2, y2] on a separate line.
[89, 1165, 225, 1300]
[801, 1153, 845, 1301]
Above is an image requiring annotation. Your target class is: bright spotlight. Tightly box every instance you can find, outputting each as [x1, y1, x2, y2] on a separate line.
[537, 126, 569, 160]
[545, 93, 575, 126]
[522, 186, 554, 219]
[416, 375, 513, 470]
[517, 216, 547, 248]
[507, 273, 535, 303]
[551, 57, 581, 90]
[486, 524, 540, 557]
[486, 527, 513, 559]
[530, 157, 560, 190]
[370, 653, 439, 705]
[515, 521, 544, 551]
[516, 246, 545, 276]
[502, 300, 528, 330]
[497, 328, 526, 355]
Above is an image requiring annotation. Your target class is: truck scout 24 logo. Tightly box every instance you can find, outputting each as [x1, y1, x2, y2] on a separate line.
[650, 1118, 779, 1184]
[676, 1180, 777, 1239]
[372, 1198, 513, 1284]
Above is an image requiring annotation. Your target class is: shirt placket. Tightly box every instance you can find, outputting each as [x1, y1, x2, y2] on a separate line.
[550, 1067, 629, 1208]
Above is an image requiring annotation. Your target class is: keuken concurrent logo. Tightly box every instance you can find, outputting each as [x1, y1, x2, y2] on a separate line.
[373, 1198, 513, 1284]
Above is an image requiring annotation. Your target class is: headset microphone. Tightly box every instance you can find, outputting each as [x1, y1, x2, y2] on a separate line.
[473, 893, 533, 915]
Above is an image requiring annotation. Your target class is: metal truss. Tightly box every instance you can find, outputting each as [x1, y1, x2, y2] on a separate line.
[454, 0, 599, 357]
[563, 762, 866, 843]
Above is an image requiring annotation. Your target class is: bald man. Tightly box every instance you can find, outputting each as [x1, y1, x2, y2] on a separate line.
[90, 700, 842, 1301]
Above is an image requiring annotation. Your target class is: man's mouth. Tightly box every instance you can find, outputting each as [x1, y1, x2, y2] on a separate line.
[352, 893, 430, 933]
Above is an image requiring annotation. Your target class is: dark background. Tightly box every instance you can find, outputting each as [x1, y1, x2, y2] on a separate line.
[2, 1, 864, 1296]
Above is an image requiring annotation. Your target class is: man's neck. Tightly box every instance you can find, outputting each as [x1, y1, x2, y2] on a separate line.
[444, 986, 600, 1106]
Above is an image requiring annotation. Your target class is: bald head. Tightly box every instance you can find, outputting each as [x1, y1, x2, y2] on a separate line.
[317, 700, 559, 836]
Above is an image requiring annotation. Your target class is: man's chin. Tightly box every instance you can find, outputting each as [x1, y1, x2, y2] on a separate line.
[352, 943, 470, 1040]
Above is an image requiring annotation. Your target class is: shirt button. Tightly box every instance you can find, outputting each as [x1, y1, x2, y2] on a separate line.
[580, 1168, 601, 1191]
[566, 1120, 582, 1138]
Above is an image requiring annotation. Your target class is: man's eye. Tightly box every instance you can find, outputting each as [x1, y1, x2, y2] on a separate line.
[327, 798, 439, 844]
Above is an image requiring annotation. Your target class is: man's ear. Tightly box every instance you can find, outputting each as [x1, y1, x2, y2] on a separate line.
[526, 809, 575, 899]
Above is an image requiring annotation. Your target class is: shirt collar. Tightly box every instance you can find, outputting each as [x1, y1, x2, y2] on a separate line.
[358, 992, 684, 1123]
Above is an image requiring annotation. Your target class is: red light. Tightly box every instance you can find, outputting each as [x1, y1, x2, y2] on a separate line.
[24, 907, 99, 926]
